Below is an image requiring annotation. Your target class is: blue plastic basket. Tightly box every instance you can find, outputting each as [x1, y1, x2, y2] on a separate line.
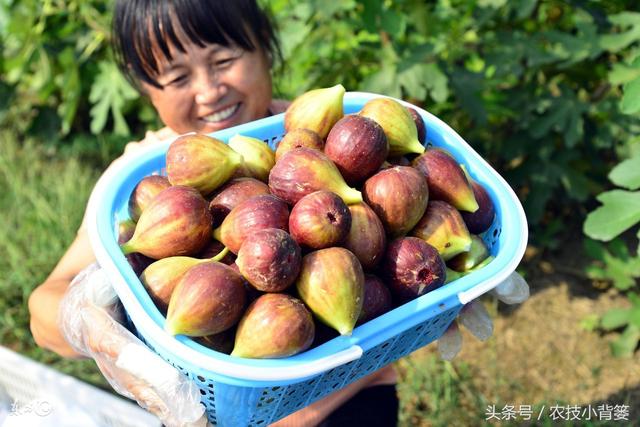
[87, 92, 528, 426]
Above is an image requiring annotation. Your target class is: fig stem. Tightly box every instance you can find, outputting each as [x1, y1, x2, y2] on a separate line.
[210, 246, 230, 262]
[212, 227, 222, 242]
[342, 187, 363, 205]
[120, 241, 136, 255]
[410, 139, 426, 155]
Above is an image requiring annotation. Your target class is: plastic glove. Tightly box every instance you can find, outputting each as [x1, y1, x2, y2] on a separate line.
[437, 271, 530, 360]
[58, 263, 209, 427]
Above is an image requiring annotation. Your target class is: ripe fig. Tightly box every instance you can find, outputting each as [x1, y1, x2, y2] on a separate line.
[166, 133, 243, 195]
[208, 177, 270, 227]
[275, 128, 324, 162]
[120, 186, 212, 259]
[196, 328, 236, 355]
[236, 228, 302, 292]
[231, 293, 315, 359]
[407, 107, 426, 145]
[362, 166, 429, 237]
[228, 134, 275, 182]
[411, 200, 473, 261]
[118, 219, 153, 276]
[212, 194, 289, 254]
[324, 115, 389, 185]
[412, 148, 478, 212]
[289, 191, 351, 249]
[284, 84, 346, 139]
[359, 98, 425, 157]
[196, 240, 236, 265]
[296, 247, 364, 335]
[387, 156, 411, 167]
[342, 202, 386, 270]
[461, 180, 495, 234]
[165, 262, 246, 337]
[448, 235, 490, 272]
[127, 175, 171, 222]
[383, 237, 446, 303]
[269, 147, 362, 205]
[357, 274, 393, 324]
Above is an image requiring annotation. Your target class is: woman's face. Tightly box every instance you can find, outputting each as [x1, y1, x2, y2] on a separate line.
[142, 36, 273, 135]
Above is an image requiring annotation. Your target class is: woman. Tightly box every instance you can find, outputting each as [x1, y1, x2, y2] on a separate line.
[28, 1, 398, 426]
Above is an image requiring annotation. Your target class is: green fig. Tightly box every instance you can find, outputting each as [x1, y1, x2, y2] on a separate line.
[166, 133, 243, 196]
[228, 134, 275, 182]
[296, 247, 364, 335]
[448, 235, 489, 272]
[285, 84, 346, 139]
[231, 294, 315, 359]
[359, 98, 425, 157]
[411, 200, 473, 261]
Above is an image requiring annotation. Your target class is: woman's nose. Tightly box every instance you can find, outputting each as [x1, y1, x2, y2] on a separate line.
[193, 69, 225, 105]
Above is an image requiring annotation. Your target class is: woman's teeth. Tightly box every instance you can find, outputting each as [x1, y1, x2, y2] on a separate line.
[203, 104, 239, 123]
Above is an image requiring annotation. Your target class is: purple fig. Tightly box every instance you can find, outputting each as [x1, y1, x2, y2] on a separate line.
[342, 202, 386, 270]
[362, 166, 429, 237]
[212, 194, 289, 254]
[357, 274, 393, 324]
[269, 148, 362, 205]
[383, 237, 446, 303]
[387, 156, 411, 167]
[128, 175, 171, 222]
[447, 235, 489, 272]
[324, 115, 389, 185]
[196, 240, 236, 265]
[120, 186, 212, 259]
[165, 262, 246, 336]
[117, 219, 154, 276]
[412, 148, 478, 212]
[285, 84, 346, 139]
[411, 200, 473, 261]
[289, 191, 351, 249]
[231, 294, 315, 358]
[296, 247, 364, 335]
[208, 178, 270, 227]
[236, 228, 302, 292]
[275, 128, 325, 162]
[196, 328, 236, 355]
[461, 180, 495, 234]
[407, 107, 426, 145]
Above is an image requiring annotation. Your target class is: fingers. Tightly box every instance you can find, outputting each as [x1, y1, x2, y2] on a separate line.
[458, 300, 493, 341]
[438, 320, 462, 360]
[492, 271, 530, 304]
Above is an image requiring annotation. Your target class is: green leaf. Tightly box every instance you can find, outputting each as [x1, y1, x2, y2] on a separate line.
[599, 12, 640, 53]
[610, 324, 640, 358]
[380, 9, 406, 38]
[398, 63, 427, 100]
[609, 63, 640, 86]
[609, 156, 640, 190]
[620, 77, 640, 115]
[89, 61, 138, 136]
[584, 190, 640, 241]
[601, 308, 631, 330]
[478, 0, 507, 8]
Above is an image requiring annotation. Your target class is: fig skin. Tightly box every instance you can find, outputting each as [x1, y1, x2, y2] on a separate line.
[208, 177, 270, 227]
[195, 240, 237, 265]
[362, 166, 429, 237]
[128, 175, 171, 222]
[196, 328, 236, 355]
[213, 194, 290, 254]
[383, 237, 447, 303]
[447, 235, 490, 272]
[357, 274, 393, 324]
[324, 115, 389, 185]
[165, 262, 247, 337]
[228, 134, 275, 182]
[231, 293, 315, 359]
[117, 220, 153, 276]
[342, 202, 386, 271]
[289, 190, 352, 249]
[236, 228, 302, 292]
[275, 128, 325, 162]
[284, 84, 345, 139]
[120, 186, 212, 259]
[407, 107, 427, 145]
[461, 180, 495, 234]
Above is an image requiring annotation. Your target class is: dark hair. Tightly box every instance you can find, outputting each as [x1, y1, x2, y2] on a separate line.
[112, 0, 281, 90]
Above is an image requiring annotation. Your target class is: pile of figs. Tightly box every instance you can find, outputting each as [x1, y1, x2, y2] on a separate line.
[119, 84, 497, 359]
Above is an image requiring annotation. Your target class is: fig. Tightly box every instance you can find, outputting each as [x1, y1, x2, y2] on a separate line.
[461, 180, 495, 234]
[231, 293, 315, 359]
[127, 175, 171, 222]
[289, 191, 351, 249]
[228, 134, 275, 182]
[342, 202, 386, 270]
[196, 328, 236, 355]
[284, 84, 346, 139]
[212, 194, 289, 254]
[117, 219, 153, 276]
[236, 228, 302, 292]
[296, 247, 364, 335]
[269, 147, 362, 205]
[208, 177, 270, 227]
[165, 262, 246, 337]
[383, 237, 446, 303]
[411, 200, 473, 261]
[324, 115, 388, 185]
[387, 156, 411, 167]
[357, 274, 393, 324]
[359, 98, 425, 157]
[412, 148, 478, 212]
[362, 166, 429, 237]
[275, 128, 324, 162]
[407, 107, 427, 145]
[166, 133, 243, 195]
[120, 186, 212, 259]
[448, 235, 490, 272]
[445, 267, 465, 284]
